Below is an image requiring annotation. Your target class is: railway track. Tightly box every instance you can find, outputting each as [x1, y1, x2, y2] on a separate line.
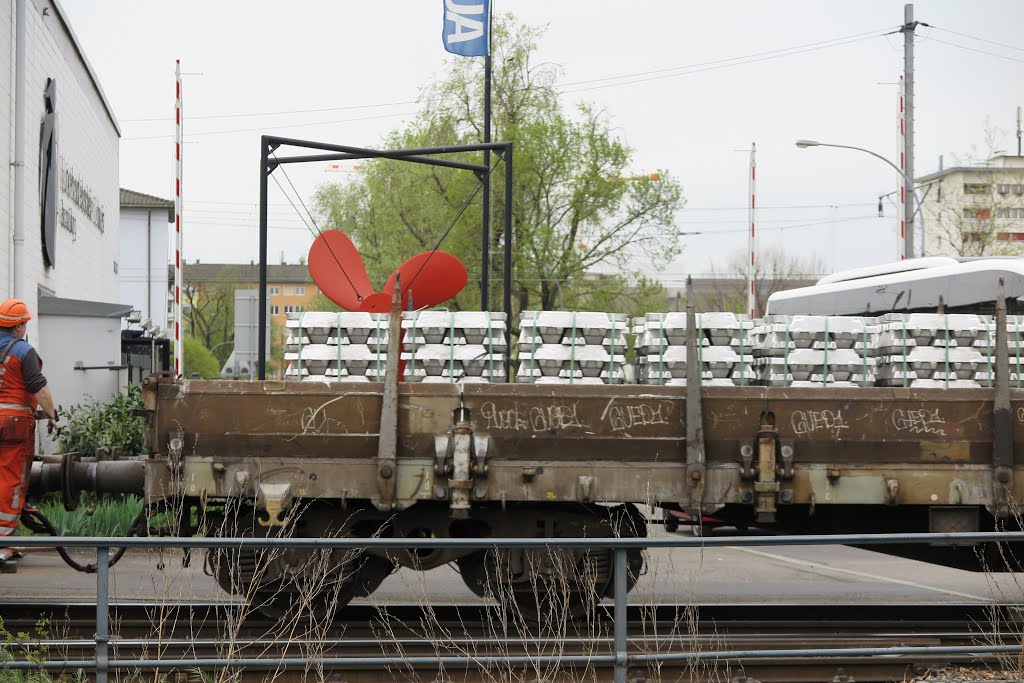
[2, 602, 1021, 682]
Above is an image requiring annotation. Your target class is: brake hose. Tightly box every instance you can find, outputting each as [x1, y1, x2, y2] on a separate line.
[20, 508, 148, 574]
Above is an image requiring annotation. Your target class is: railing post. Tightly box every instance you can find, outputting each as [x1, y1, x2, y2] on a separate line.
[613, 547, 628, 683]
[96, 545, 110, 683]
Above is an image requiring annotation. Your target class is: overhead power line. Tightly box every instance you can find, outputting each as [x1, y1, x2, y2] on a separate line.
[121, 99, 418, 123]
[680, 214, 883, 236]
[929, 26, 1024, 55]
[123, 110, 417, 141]
[121, 28, 894, 140]
[683, 202, 875, 211]
[558, 27, 891, 91]
[561, 32, 890, 94]
[925, 36, 1024, 65]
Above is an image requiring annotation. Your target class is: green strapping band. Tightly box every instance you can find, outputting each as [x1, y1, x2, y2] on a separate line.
[823, 317, 829, 387]
[902, 314, 908, 388]
[609, 315, 617, 385]
[530, 313, 537, 384]
[944, 313, 950, 389]
[986, 317, 992, 388]
[569, 312, 577, 385]
[862, 317, 868, 388]
[784, 316, 790, 386]
[697, 313, 703, 386]
[410, 311, 417, 381]
[487, 313, 494, 383]
[449, 314, 456, 384]
[1016, 318, 1021, 389]
[659, 313, 665, 386]
[297, 311, 304, 378]
[738, 317, 745, 386]
[375, 315, 382, 377]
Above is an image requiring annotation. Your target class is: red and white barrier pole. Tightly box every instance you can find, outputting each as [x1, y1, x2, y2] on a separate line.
[747, 142, 757, 319]
[174, 60, 183, 376]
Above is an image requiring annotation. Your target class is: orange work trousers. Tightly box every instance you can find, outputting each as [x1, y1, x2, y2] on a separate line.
[0, 414, 35, 539]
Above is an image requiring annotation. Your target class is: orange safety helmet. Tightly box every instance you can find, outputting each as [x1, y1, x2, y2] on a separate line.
[0, 299, 31, 327]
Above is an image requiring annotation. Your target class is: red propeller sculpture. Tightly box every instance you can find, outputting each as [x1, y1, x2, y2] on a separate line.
[308, 231, 468, 312]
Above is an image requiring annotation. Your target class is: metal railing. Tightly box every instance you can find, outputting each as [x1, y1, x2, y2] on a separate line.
[3, 531, 1024, 683]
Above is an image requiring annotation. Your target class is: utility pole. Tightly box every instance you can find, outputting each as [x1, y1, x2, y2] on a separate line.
[898, 76, 906, 260]
[902, 4, 917, 259]
[747, 143, 756, 319]
[1017, 105, 1021, 156]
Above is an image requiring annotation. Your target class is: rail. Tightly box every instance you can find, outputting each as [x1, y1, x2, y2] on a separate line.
[3, 531, 1024, 683]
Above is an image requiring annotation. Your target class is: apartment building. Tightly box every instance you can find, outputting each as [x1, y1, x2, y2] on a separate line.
[919, 155, 1024, 257]
[169, 261, 320, 330]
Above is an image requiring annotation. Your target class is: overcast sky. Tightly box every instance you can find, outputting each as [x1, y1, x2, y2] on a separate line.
[61, 0, 1024, 283]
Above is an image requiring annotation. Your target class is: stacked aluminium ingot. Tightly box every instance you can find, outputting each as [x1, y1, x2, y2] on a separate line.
[284, 311, 390, 382]
[976, 314, 1024, 387]
[516, 311, 629, 384]
[752, 316, 876, 387]
[874, 313, 988, 388]
[634, 312, 755, 386]
[401, 311, 508, 383]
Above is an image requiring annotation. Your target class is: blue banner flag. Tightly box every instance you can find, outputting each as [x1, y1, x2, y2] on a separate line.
[442, 0, 490, 57]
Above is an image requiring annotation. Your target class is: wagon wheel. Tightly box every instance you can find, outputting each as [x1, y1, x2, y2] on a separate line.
[457, 504, 646, 623]
[208, 506, 392, 621]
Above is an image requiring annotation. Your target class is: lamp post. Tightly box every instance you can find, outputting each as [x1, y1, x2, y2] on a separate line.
[210, 340, 234, 377]
[796, 139, 924, 258]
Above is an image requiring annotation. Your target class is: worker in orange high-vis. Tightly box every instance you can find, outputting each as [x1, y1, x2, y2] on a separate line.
[0, 299, 57, 556]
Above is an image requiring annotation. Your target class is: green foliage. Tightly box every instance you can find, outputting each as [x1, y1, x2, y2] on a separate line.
[16, 494, 143, 537]
[183, 337, 222, 378]
[184, 265, 238, 362]
[0, 616, 53, 683]
[57, 387, 145, 458]
[314, 14, 683, 314]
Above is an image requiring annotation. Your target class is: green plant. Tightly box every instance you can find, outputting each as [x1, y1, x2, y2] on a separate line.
[16, 495, 143, 537]
[183, 337, 222, 378]
[57, 387, 145, 458]
[0, 616, 50, 683]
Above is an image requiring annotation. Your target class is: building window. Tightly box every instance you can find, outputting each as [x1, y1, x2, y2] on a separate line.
[268, 286, 280, 295]
[293, 286, 305, 296]
[270, 305, 280, 315]
[964, 207, 991, 220]
[964, 183, 992, 195]
[997, 233, 1024, 241]
[996, 184, 1024, 196]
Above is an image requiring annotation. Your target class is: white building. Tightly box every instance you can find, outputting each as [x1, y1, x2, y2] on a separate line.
[2, 0, 127, 426]
[919, 155, 1024, 257]
[119, 189, 174, 334]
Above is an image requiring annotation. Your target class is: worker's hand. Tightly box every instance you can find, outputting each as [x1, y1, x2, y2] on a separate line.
[46, 412, 62, 440]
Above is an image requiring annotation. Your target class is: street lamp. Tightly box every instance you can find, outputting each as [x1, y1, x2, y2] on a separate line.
[796, 139, 924, 258]
[209, 341, 234, 373]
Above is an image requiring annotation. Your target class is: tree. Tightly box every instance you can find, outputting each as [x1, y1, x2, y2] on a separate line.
[313, 15, 684, 314]
[702, 246, 826, 314]
[183, 337, 222, 378]
[183, 265, 237, 365]
[928, 121, 1024, 257]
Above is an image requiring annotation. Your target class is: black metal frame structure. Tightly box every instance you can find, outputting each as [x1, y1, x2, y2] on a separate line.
[257, 135, 514, 379]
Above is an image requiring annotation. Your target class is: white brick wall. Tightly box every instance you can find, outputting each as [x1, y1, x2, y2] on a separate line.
[2, 0, 120, 348]
[1, 2, 15, 302]
[2, 0, 120, 411]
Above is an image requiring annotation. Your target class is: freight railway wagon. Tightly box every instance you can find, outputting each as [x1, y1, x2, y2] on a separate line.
[131, 294, 1024, 617]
